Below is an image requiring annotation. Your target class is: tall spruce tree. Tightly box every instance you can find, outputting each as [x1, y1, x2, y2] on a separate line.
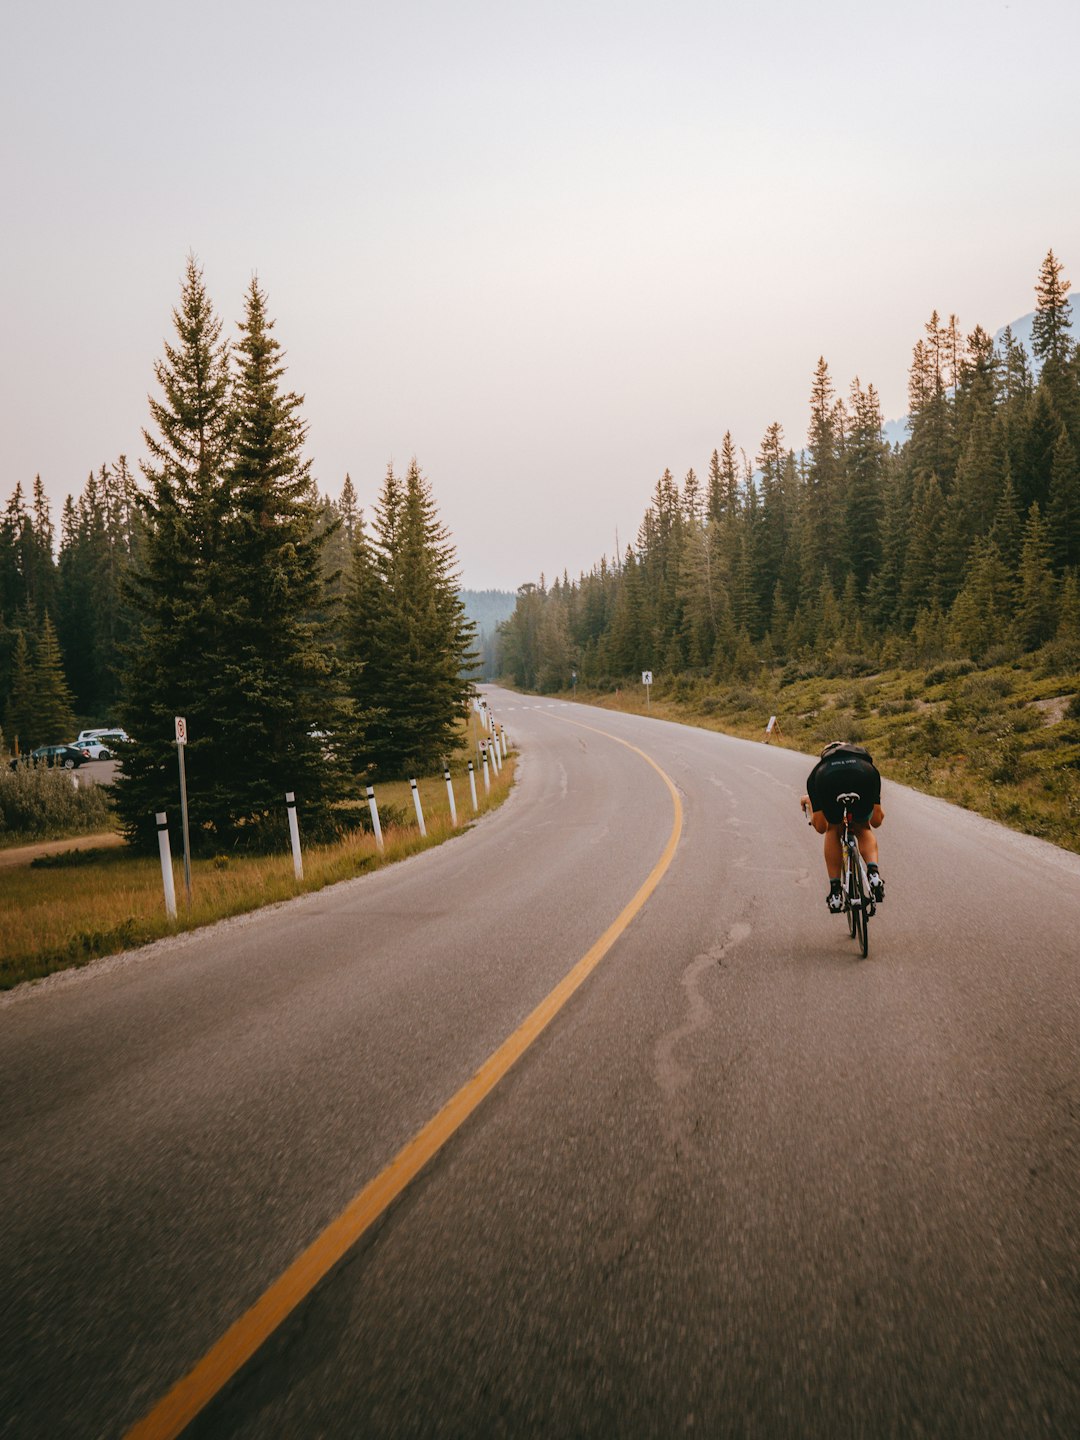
[1047, 426, 1080, 571]
[1015, 503, 1057, 649]
[346, 460, 477, 777]
[114, 255, 235, 851]
[4, 630, 36, 752]
[31, 614, 76, 744]
[197, 277, 351, 845]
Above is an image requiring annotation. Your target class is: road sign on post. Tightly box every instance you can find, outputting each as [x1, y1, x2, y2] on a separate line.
[642, 671, 653, 708]
[174, 716, 193, 904]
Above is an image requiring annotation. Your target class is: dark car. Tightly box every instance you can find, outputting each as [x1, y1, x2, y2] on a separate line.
[9, 744, 92, 771]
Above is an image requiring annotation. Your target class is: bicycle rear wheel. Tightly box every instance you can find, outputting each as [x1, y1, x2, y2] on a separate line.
[851, 864, 869, 957]
[843, 845, 857, 937]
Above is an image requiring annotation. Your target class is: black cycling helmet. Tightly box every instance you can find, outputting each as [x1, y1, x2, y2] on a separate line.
[820, 740, 850, 758]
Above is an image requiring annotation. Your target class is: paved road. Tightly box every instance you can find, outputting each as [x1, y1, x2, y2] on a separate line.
[2, 689, 1078, 1438]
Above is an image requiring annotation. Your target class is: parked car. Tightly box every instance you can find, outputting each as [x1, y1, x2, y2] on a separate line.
[76, 727, 129, 748]
[9, 744, 92, 770]
[77, 737, 115, 760]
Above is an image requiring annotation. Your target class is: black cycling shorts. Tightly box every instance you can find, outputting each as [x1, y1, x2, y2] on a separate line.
[818, 796, 874, 826]
[806, 753, 881, 826]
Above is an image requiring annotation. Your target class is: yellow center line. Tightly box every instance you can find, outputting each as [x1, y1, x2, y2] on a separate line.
[127, 720, 682, 1440]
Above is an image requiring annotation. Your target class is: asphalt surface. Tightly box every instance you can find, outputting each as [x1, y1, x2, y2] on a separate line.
[2, 688, 1078, 1438]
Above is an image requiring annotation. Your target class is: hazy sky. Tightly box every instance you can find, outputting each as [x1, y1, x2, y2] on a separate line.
[5, 0, 1079, 591]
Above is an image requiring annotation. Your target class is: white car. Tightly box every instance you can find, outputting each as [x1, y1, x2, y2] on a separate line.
[75, 728, 129, 756]
[76, 737, 115, 760]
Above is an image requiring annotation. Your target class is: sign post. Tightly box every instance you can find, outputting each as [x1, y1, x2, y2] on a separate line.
[175, 716, 193, 904]
[642, 671, 653, 709]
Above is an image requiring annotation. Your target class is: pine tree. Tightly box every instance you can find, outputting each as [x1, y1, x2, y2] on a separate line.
[1031, 249, 1073, 403]
[1015, 503, 1057, 649]
[114, 255, 235, 851]
[1017, 385, 1060, 515]
[1047, 425, 1080, 572]
[906, 313, 957, 488]
[1056, 568, 1080, 648]
[801, 358, 841, 587]
[949, 538, 1013, 659]
[990, 465, 1023, 578]
[31, 614, 76, 744]
[844, 380, 886, 594]
[346, 460, 477, 776]
[197, 277, 351, 844]
[4, 630, 35, 752]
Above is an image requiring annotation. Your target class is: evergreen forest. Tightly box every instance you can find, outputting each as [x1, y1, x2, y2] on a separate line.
[0, 258, 476, 851]
[499, 251, 1080, 693]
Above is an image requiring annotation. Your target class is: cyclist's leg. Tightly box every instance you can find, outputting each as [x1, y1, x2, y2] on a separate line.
[853, 822, 879, 866]
[823, 821, 843, 879]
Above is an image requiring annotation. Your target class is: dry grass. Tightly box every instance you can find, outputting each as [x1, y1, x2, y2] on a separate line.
[1, 732, 515, 992]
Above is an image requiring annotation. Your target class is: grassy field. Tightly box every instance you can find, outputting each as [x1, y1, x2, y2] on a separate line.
[569, 657, 1080, 854]
[1, 724, 514, 992]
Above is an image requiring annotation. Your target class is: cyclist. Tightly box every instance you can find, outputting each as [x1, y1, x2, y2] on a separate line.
[800, 741, 885, 912]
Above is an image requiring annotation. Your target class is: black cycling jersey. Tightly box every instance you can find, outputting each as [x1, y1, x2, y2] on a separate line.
[806, 745, 881, 825]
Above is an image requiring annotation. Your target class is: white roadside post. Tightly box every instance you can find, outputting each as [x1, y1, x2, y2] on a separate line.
[285, 792, 303, 880]
[481, 745, 491, 794]
[410, 778, 427, 836]
[444, 766, 458, 826]
[156, 811, 177, 919]
[490, 731, 501, 774]
[468, 760, 478, 811]
[642, 670, 653, 710]
[365, 784, 384, 850]
[501, 728, 509, 759]
[174, 716, 193, 903]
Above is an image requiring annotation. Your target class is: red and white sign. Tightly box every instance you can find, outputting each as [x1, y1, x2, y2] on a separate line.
[175, 716, 188, 746]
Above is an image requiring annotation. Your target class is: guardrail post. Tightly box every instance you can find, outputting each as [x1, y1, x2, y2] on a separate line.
[482, 749, 491, 794]
[285, 791, 303, 880]
[410, 778, 427, 836]
[444, 767, 458, 826]
[365, 784, 384, 850]
[468, 760, 478, 811]
[156, 811, 177, 919]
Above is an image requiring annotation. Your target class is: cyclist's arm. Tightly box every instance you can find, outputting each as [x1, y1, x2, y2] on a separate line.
[801, 794, 829, 834]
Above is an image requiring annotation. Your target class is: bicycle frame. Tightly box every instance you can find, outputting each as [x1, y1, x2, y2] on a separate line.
[837, 791, 873, 956]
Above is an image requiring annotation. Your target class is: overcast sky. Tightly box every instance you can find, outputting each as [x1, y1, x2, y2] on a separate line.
[4, 0, 1079, 591]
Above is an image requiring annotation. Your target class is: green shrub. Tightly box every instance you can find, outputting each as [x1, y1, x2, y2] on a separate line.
[924, 659, 975, 686]
[0, 766, 114, 843]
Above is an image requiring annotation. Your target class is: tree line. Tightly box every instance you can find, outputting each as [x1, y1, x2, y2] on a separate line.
[499, 250, 1080, 691]
[0, 257, 476, 851]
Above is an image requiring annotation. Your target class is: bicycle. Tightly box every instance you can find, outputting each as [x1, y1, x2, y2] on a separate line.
[802, 791, 875, 957]
[836, 790, 874, 957]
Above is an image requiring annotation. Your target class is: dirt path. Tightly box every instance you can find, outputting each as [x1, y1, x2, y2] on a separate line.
[0, 832, 125, 871]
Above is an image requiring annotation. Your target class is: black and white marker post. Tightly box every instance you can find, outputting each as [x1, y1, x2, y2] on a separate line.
[468, 760, 478, 811]
[285, 792, 303, 880]
[410, 778, 427, 836]
[174, 716, 193, 903]
[155, 811, 177, 919]
[365, 784, 384, 850]
[443, 767, 458, 826]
